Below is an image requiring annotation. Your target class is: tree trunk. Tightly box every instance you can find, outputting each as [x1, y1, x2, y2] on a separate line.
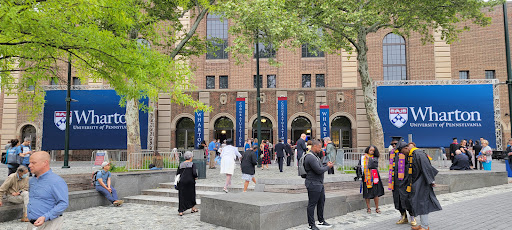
[126, 98, 142, 169]
[356, 31, 386, 169]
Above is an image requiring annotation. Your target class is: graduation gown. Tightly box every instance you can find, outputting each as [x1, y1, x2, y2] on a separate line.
[410, 149, 442, 216]
[391, 153, 413, 214]
[359, 157, 385, 199]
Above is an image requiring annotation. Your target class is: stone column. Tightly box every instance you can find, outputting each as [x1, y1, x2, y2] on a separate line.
[355, 89, 371, 148]
[157, 93, 171, 150]
[434, 31, 452, 80]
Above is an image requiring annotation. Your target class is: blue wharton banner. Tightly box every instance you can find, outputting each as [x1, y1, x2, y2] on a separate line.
[42, 90, 148, 150]
[377, 84, 496, 148]
[194, 111, 204, 149]
[277, 97, 288, 141]
[236, 98, 245, 147]
[320, 105, 330, 139]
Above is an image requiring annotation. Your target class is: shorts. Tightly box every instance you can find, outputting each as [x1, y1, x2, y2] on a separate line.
[242, 173, 254, 181]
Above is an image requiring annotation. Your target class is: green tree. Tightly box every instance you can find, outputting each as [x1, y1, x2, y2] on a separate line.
[220, 0, 501, 156]
[0, 0, 209, 153]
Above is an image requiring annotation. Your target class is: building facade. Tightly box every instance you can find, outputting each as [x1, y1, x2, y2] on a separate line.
[2, 4, 511, 157]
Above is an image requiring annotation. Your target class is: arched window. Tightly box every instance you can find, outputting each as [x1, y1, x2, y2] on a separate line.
[206, 14, 228, 59]
[214, 116, 233, 143]
[21, 125, 36, 150]
[383, 33, 407, 81]
[291, 116, 312, 143]
[252, 116, 273, 143]
[331, 116, 352, 148]
[176, 118, 195, 149]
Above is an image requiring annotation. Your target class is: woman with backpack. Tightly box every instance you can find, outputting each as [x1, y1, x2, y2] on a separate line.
[359, 145, 385, 214]
[5, 139, 21, 176]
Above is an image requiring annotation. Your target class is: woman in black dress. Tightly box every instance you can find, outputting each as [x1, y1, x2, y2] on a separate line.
[359, 145, 385, 214]
[261, 140, 271, 170]
[176, 151, 198, 216]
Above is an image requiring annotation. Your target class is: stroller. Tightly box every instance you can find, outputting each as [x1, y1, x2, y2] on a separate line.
[353, 165, 363, 181]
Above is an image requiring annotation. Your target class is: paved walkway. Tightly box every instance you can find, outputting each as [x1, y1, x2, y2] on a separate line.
[2, 178, 512, 229]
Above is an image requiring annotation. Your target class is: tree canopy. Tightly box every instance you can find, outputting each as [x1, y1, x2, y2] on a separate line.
[0, 0, 210, 119]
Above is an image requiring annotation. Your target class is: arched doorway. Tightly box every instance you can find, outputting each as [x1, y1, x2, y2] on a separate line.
[252, 116, 273, 143]
[331, 116, 352, 148]
[175, 117, 195, 149]
[291, 116, 312, 144]
[21, 125, 36, 150]
[214, 116, 233, 143]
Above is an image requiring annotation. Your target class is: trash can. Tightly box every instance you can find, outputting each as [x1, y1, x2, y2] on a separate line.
[179, 151, 207, 179]
[505, 159, 512, 177]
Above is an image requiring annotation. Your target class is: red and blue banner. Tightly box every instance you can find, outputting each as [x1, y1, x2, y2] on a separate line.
[194, 111, 204, 149]
[236, 98, 245, 147]
[320, 105, 330, 139]
[278, 97, 287, 141]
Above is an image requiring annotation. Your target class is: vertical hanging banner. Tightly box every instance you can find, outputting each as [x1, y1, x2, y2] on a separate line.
[194, 111, 204, 149]
[236, 98, 246, 147]
[278, 97, 288, 141]
[320, 105, 330, 139]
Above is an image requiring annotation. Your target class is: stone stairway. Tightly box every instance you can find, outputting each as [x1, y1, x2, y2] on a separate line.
[124, 182, 253, 207]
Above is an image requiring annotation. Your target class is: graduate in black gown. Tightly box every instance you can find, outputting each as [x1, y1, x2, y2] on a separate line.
[405, 143, 442, 230]
[359, 145, 385, 214]
[390, 141, 417, 226]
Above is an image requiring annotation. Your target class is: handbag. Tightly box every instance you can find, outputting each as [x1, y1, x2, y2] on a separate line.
[260, 154, 264, 159]
[173, 173, 181, 190]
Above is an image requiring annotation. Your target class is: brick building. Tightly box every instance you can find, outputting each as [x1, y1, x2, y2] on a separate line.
[1, 4, 512, 157]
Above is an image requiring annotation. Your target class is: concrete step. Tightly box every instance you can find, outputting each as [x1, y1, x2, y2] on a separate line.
[141, 188, 224, 198]
[159, 182, 253, 193]
[124, 195, 201, 207]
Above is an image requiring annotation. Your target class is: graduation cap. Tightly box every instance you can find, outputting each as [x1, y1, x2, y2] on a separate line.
[391, 136, 403, 142]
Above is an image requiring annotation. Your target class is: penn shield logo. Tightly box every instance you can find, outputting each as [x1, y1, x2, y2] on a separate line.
[389, 107, 408, 128]
[54, 111, 71, 131]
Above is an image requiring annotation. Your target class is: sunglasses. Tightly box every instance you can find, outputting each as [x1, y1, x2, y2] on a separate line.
[391, 143, 397, 146]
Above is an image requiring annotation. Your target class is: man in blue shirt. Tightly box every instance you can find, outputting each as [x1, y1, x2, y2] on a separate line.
[208, 140, 218, 169]
[95, 161, 124, 206]
[27, 151, 68, 229]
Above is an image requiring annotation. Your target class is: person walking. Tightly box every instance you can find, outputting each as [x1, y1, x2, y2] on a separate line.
[241, 145, 258, 192]
[0, 165, 30, 222]
[285, 139, 294, 166]
[304, 140, 334, 230]
[208, 139, 217, 169]
[27, 151, 68, 229]
[274, 139, 286, 172]
[479, 139, 493, 171]
[20, 137, 34, 176]
[404, 143, 442, 230]
[220, 139, 241, 193]
[359, 145, 384, 214]
[6, 139, 21, 176]
[95, 162, 124, 206]
[473, 141, 482, 170]
[261, 140, 271, 170]
[324, 137, 336, 174]
[176, 151, 198, 216]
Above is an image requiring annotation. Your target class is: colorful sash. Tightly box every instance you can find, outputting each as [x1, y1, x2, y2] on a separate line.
[388, 149, 406, 190]
[364, 155, 373, 189]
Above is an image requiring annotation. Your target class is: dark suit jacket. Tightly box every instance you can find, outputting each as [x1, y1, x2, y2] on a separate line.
[284, 143, 293, 156]
[296, 138, 307, 157]
[450, 154, 470, 170]
[449, 143, 459, 159]
[274, 142, 285, 158]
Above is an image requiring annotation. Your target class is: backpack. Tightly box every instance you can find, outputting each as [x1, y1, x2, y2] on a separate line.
[298, 152, 313, 178]
[91, 170, 100, 186]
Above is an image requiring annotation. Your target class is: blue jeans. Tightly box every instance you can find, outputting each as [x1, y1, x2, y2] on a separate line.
[95, 185, 118, 203]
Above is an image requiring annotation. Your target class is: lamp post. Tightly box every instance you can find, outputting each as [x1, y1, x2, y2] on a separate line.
[504, 3, 512, 138]
[63, 54, 72, 168]
[256, 34, 262, 168]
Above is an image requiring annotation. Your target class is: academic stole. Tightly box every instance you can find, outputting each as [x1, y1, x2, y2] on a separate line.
[388, 150, 398, 190]
[364, 155, 373, 189]
[406, 148, 419, 193]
